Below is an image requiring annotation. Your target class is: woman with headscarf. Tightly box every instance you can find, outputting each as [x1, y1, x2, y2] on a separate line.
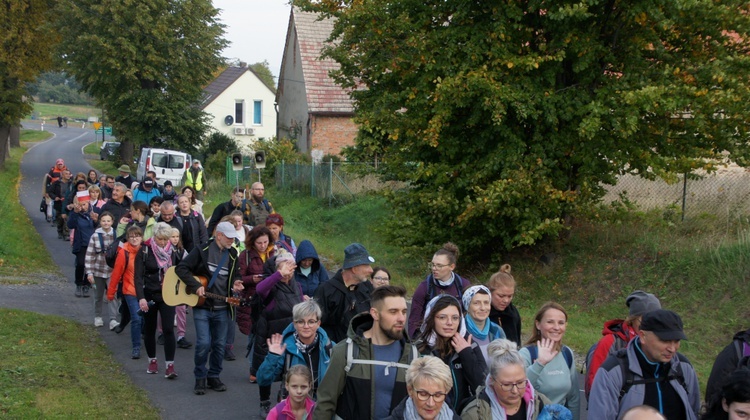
[463, 285, 506, 365]
[135, 222, 181, 379]
[415, 294, 487, 413]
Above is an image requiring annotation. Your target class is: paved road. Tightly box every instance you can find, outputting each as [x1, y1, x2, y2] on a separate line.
[10, 125, 269, 419]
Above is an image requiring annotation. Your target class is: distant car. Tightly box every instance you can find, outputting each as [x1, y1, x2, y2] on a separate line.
[100, 141, 121, 160]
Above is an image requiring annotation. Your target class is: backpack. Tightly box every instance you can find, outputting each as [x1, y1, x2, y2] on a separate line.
[105, 234, 126, 268]
[734, 338, 750, 369]
[344, 337, 419, 375]
[276, 341, 334, 402]
[425, 276, 466, 312]
[526, 344, 574, 370]
[612, 348, 689, 403]
[584, 334, 628, 400]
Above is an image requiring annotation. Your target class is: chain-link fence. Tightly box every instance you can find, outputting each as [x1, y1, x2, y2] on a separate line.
[602, 165, 750, 220]
[274, 160, 404, 205]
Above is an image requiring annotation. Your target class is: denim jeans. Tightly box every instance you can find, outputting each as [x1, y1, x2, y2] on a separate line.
[193, 307, 228, 379]
[123, 295, 142, 351]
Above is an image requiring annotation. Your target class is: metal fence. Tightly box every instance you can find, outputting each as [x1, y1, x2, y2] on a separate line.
[602, 165, 750, 220]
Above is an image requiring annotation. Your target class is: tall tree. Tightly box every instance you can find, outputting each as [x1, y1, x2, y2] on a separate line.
[54, 0, 228, 163]
[250, 60, 276, 93]
[297, 0, 750, 259]
[0, 0, 58, 168]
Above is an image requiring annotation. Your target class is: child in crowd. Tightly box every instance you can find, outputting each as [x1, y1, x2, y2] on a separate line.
[266, 365, 316, 420]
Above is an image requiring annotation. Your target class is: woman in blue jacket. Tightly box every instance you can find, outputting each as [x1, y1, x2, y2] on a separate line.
[293, 240, 329, 297]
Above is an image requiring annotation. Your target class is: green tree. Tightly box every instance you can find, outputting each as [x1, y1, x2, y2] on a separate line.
[250, 60, 276, 93]
[0, 0, 58, 167]
[54, 0, 228, 163]
[297, 0, 750, 260]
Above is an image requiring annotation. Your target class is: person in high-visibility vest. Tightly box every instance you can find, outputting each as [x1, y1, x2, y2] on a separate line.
[183, 160, 206, 200]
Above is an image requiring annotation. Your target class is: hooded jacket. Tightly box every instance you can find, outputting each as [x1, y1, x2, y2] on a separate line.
[705, 328, 750, 405]
[132, 184, 161, 206]
[314, 269, 374, 343]
[461, 381, 551, 420]
[586, 319, 637, 397]
[107, 241, 142, 300]
[101, 196, 132, 229]
[588, 337, 701, 420]
[313, 312, 417, 420]
[293, 240, 330, 297]
[256, 322, 333, 389]
[67, 210, 95, 254]
[116, 215, 156, 240]
[408, 273, 472, 338]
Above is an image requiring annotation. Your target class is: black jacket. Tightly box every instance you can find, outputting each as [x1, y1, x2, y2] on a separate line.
[175, 240, 239, 314]
[489, 302, 522, 347]
[177, 211, 208, 254]
[134, 241, 180, 302]
[101, 196, 133, 230]
[705, 328, 750, 404]
[313, 269, 374, 343]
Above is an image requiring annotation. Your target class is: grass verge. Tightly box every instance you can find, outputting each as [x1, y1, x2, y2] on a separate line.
[0, 309, 158, 418]
[27, 103, 102, 122]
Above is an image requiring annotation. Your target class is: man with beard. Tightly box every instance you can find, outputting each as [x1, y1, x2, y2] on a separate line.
[314, 243, 375, 343]
[313, 285, 418, 420]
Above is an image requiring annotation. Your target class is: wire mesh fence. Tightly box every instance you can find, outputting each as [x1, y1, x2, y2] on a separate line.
[602, 165, 750, 220]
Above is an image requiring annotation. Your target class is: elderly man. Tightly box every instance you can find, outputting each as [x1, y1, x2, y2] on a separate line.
[313, 243, 375, 343]
[100, 182, 132, 229]
[115, 164, 135, 188]
[588, 309, 701, 420]
[175, 221, 243, 395]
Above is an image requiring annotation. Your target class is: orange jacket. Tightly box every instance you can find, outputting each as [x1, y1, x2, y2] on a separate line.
[107, 242, 141, 300]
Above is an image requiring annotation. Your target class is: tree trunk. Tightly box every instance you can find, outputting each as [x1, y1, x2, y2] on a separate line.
[10, 124, 21, 147]
[0, 125, 10, 169]
[119, 139, 135, 167]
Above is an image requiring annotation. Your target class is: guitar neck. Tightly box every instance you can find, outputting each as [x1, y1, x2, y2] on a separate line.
[204, 292, 229, 302]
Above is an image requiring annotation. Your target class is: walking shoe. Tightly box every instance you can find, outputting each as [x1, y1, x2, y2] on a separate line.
[82, 286, 90, 297]
[177, 337, 193, 349]
[165, 363, 177, 379]
[114, 324, 125, 334]
[206, 377, 227, 392]
[259, 400, 271, 418]
[109, 320, 119, 330]
[94, 317, 104, 327]
[194, 378, 207, 395]
[249, 374, 257, 383]
[224, 346, 236, 361]
[74, 286, 82, 298]
[131, 348, 141, 359]
[147, 358, 158, 374]
[157, 334, 165, 345]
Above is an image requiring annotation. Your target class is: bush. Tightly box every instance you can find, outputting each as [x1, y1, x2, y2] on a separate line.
[252, 137, 309, 183]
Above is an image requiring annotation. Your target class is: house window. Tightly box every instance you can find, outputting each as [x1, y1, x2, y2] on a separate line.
[235, 101, 244, 124]
[253, 100, 262, 125]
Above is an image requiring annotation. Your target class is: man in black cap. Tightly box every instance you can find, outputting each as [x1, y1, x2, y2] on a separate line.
[589, 309, 701, 419]
[313, 243, 375, 343]
[132, 177, 161, 204]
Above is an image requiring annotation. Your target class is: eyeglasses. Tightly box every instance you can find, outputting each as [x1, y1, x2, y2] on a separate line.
[427, 262, 450, 270]
[294, 319, 319, 327]
[372, 276, 390, 282]
[434, 314, 460, 323]
[497, 380, 528, 392]
[414, 389, 448, 402]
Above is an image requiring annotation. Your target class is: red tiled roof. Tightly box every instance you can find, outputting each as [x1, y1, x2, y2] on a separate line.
[292, 7, 354, 114]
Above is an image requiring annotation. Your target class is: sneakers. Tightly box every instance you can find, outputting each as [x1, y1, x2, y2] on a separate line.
[177, 337, 193, 349]
[74, 286, 82, 298]
[147, 358, 158, 374]
[194, 378, 207, 395]
[259, 400, 271, 418]
[131, 348, 141, 359]
[165, 363, 177, 379]
[109, 320, 120, 330]
[157, 334, 165, 345]
[94, 317, 104, 327]
[114, 324, 125, 334]
[206, 377, 227, 392]
[224, 345, 236, 361]
[249, 374, 257, 383]
[82, 286, 90, 297]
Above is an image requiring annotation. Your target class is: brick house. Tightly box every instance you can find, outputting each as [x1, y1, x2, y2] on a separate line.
[276, 6, 357, 159]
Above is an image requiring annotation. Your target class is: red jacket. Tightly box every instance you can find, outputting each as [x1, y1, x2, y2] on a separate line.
[585, 319, 637, 396]
[236, 246, 275, 335]
[107, 242, 141, 300]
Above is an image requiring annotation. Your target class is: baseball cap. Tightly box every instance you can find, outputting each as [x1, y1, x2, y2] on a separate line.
[342, 243, 374, 269]
[640, 309, 687, 341]
[143, 179, 155, 188]
[215, 221, 238, 239]
[626, 290, 661, 317]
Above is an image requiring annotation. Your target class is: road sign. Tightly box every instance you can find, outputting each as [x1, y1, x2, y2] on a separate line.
[96, 127, 113, 135]
[93, 122, 102, 130]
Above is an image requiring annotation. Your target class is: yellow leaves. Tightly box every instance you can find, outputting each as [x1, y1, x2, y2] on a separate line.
[507, 62, 514, 69]
[635, 12, 648, 25]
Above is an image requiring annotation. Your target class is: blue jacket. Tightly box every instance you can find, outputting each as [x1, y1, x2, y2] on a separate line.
[256, 322, 332, 388]
[67, 210, 95, 254]
[132, 185, 161, 205]
[293, 240, 330, 297]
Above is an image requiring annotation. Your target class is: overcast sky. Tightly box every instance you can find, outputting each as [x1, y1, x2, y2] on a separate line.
[213, 0, 292, 80]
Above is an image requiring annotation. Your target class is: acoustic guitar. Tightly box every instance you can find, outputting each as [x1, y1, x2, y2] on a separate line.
[162, 266, 245, 307]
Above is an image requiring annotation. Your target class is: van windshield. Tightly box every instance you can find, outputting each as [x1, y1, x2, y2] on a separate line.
[153, 153, 185, 170]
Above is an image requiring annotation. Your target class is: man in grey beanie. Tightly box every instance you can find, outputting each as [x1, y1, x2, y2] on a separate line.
[313, 243, 375, 342]
[584, 290, 662, 399]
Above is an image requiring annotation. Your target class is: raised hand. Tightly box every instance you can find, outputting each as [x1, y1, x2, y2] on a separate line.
[267, 333, 287, 355]
[451, 333, 472, 353]
[536, 338, 559, 366]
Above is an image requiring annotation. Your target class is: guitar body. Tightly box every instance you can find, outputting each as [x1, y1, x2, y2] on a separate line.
[162, 266, 243, 307]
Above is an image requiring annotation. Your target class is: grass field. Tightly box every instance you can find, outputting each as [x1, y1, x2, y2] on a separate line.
[26, 103, 101, 122]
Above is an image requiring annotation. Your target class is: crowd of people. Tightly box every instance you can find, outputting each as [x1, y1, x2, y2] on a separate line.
[42, 157, 750, 420]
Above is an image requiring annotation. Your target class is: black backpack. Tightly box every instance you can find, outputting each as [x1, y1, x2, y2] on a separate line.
[733, 338, 750, 369]
[613, 348, 690, 402]
[105, 234, 126, 268]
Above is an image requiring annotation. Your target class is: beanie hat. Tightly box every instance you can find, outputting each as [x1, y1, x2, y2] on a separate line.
[626, 290, 661, 317]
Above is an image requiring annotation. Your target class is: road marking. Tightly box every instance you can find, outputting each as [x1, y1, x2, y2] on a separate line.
[68, 132, 90, 143]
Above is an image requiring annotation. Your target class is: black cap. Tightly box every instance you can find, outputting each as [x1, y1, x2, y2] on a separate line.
[163, 180, 172, 187]
[143, 179, 155, 188]
[640, 309, 687, 341]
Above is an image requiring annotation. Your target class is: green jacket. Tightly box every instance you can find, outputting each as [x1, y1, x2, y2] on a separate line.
[116, 215, 156, 240]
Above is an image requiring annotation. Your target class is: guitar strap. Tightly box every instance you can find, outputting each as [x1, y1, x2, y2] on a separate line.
[207, 250, 229, 290]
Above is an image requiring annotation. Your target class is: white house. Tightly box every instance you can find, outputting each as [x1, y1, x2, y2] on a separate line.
[201, 64, 277, 148]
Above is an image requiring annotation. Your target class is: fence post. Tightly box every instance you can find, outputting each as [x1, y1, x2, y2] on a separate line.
[281, 160, 285, 189]
[329, 158, 333, 207]
[311, 162, 315, 197]
[681, 172, 687, 221]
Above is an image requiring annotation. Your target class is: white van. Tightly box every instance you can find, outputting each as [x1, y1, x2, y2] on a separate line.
[136, 148, 191, 187]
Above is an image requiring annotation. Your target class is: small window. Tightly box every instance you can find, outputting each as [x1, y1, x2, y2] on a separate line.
[153, 153, 168, 168]
[169, 154, 185, 169]
[253, 100, 262, 125]
[235, 101, 244, 124]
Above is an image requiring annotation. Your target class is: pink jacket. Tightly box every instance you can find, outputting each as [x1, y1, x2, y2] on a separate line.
[267, 396, 315, 420]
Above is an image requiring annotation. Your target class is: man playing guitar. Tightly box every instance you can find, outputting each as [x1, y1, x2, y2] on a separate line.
[175, 221, 245, 395]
